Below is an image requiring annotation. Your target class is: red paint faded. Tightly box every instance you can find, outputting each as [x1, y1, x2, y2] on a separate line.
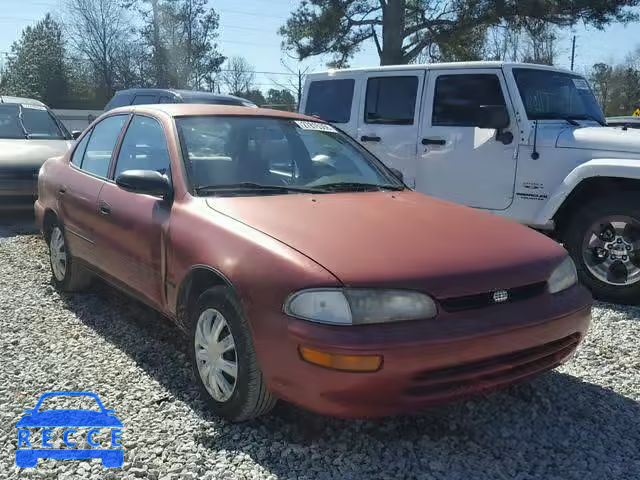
[35, 104, 592, 418]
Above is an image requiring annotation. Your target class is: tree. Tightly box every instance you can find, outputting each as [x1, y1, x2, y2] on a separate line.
[280, 0, 640, 67]
[1, 14, 70, 107]
[221, 56, 256, 94]
[242, 89, 266, 106]
[590, 63, 614, 112]
[65, 0, 132, 103]
[265, 88, 296, 111]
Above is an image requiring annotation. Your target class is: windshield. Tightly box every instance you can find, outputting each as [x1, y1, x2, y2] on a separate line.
[0, 103, 68, 140]
[176, 116, 403, 195]
[512, 68, 605, 124]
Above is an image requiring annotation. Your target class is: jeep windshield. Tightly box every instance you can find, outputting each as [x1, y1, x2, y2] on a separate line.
[176, 116, 404, 196]
[0, 103, 69, 140]
[513, 68, 606, 125]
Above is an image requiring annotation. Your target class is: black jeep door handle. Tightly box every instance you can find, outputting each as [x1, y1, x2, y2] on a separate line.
[422, 138, 446, 146]
[98, 201, 111, 216]
[361, 135, 381, 142]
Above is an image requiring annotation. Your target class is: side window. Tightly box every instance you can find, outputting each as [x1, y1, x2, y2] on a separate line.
[304, 79, 354, 123]
[114, 115, 170, 178]
[81, 115, 128, 178]
[105, 93, 131, 110]
[131, 95, 157, 105]
[158, 96, 175, 104]
[71, 133, 91, 167]
[432, 74, 506, 127]
[365, 76, 419, 125]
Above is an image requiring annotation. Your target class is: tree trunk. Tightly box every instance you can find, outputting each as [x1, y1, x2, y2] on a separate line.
[380, 0, 406, 65]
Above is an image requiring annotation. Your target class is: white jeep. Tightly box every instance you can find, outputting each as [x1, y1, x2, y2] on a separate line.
[300, 62, 640, 304]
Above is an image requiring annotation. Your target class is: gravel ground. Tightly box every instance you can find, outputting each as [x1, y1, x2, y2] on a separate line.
[0, 220, 639, 480]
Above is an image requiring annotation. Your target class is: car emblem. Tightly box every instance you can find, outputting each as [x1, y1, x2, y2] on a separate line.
[492, 290, 509, 303]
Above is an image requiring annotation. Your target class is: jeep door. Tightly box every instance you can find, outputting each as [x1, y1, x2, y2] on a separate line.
[418, 69, 518, 210]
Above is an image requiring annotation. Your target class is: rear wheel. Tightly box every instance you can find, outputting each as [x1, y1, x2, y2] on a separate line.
[48, 223, 92, 292]
[563, 192, 640, 304]
[189, 286, 276, 421]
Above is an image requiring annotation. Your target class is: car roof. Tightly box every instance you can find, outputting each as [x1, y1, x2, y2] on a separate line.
[108, 104, 323, 122]
[114, 88, 254, 104]
[0, 95, 47, 106]
[307, 61, 578, 77]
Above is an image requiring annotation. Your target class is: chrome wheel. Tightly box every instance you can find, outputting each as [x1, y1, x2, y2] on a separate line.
[194, 308, 238, 402]
[583, 216, 640, 286]
[49, 227, 67, 282]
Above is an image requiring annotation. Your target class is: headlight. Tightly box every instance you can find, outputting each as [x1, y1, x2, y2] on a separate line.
[284, 288, 437, 325]
[548, 257, 578, 294]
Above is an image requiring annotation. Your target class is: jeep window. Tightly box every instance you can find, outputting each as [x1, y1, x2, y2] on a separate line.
[114, 115, 170, 178]
[79, 115, 128, 178]
[433, 74, 506, 127]
[304, 79, 355, 123]
[365, 76, 419, 125]
[513, 68, 605, 124]
[176, 116, 403, 195]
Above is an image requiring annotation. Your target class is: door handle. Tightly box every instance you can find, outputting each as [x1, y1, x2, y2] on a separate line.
[98, 201, 111, 216]
[422, 138, 446, 146]
[361, 135, 381, 142]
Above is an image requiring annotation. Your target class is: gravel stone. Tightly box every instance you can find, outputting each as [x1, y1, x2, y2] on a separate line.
[0, 220, 638, 479]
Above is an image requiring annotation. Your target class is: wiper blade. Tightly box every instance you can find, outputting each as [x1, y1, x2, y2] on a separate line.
[195, 182, 322, 194]
[315, 182, 404, 192]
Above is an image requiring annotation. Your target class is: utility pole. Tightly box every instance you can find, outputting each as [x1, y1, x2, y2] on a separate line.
[570, 35, 576, 71]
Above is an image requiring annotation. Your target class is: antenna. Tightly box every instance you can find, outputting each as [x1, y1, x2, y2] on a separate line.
[531, 120, 540, 160]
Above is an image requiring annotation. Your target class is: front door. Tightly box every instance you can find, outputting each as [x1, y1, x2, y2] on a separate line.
[418, 69, 518, 210]
[96, 114, 172, 308]
[356, 70, 425, 188]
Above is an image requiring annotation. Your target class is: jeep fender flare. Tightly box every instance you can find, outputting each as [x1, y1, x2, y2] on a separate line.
[534, 159, 640, 227]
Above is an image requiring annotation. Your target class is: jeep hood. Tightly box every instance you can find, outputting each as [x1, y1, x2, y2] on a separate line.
[206, 191, 567, 299]
[556, 126, 640, 154]
[0, 139, 72, 173]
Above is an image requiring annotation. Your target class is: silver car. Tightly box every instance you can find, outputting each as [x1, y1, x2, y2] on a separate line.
[0, 96, 74, 210]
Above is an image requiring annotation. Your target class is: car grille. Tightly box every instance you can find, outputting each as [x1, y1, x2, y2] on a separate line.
[439, 282, 547, 312]
[404, 334, 580, 399]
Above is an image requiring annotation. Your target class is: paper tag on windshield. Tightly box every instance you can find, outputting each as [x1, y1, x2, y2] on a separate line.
[572, 78, 590, 90]
[294, 120, 337, 133]
[22, 104, 47, 110]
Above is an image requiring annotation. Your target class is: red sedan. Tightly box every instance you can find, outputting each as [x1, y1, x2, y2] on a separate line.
[35, 105, 591, 421]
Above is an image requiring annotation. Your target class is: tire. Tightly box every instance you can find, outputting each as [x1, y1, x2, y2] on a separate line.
[189, 286, 276, 421]
[562, 192, 640, 305]
[48, 222, 92, 292]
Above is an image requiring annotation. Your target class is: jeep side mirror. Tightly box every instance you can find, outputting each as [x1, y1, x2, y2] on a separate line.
[477, 105, 513, 145]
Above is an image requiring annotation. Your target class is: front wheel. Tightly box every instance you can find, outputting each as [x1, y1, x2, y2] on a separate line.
[563, 192, 640, 304]
[189, 286, 276, 421]
[48, 223, 92, 292]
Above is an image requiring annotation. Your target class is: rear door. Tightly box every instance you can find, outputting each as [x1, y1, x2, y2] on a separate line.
[417, 69, 518, 210]
[355, 70, 425, 188]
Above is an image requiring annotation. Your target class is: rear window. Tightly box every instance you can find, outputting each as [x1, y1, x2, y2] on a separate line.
[304, 79, 355, 123]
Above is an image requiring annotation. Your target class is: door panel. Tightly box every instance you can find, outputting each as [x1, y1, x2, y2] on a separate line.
[418, 69, 518, 210]
[356, 70, 425, 188]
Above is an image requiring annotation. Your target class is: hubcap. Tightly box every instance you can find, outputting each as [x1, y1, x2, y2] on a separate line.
[49, 227, 67, 282]
[583, 216, 640, 286]
[194, 308, 238, 402]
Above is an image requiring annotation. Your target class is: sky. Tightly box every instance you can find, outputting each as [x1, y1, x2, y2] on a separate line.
[0, 0, 638, 90]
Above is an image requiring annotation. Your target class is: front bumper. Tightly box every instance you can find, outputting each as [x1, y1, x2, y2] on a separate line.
[0, 177, 37, 210]
[258, 286, 592, 418]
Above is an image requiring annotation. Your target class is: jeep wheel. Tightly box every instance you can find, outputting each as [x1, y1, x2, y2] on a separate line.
[48, 223, 92, 292]
[563, 192, 640, 304]
[190, 286, 276, 421]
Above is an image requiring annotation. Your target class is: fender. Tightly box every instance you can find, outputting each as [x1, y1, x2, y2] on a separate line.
[534, 159, 640, 226]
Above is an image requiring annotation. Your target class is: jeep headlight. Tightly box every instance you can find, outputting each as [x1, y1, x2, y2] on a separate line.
[284, 289, 437, 325]
[548, 257, 578, 294]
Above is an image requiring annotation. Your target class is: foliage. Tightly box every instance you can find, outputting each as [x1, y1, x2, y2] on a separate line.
[221, 56, 256, 94]
[280, 0, 640, 66]
[590, 55, 640, 116]
[265, 88, 296, 111]
[0, 14, 70, 107]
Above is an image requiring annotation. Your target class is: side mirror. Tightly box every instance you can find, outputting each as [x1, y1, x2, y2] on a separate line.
[116, 170, 172, 198]
[72, 130, 82, 140]
[389, 167, 404, 182]
[477, 105, 513, 145]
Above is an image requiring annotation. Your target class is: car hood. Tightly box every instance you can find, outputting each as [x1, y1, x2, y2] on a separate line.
[556, 126, 640, 154]
[206, 191, 567, 299]
[0, 139, 72, 173]
[16, 409, 123, 427]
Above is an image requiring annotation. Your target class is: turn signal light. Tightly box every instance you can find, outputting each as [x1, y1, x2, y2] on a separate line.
[299, 346, 382, 372]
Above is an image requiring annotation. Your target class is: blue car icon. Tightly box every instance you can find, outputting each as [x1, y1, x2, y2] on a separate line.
[15, 391, 123, 468]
